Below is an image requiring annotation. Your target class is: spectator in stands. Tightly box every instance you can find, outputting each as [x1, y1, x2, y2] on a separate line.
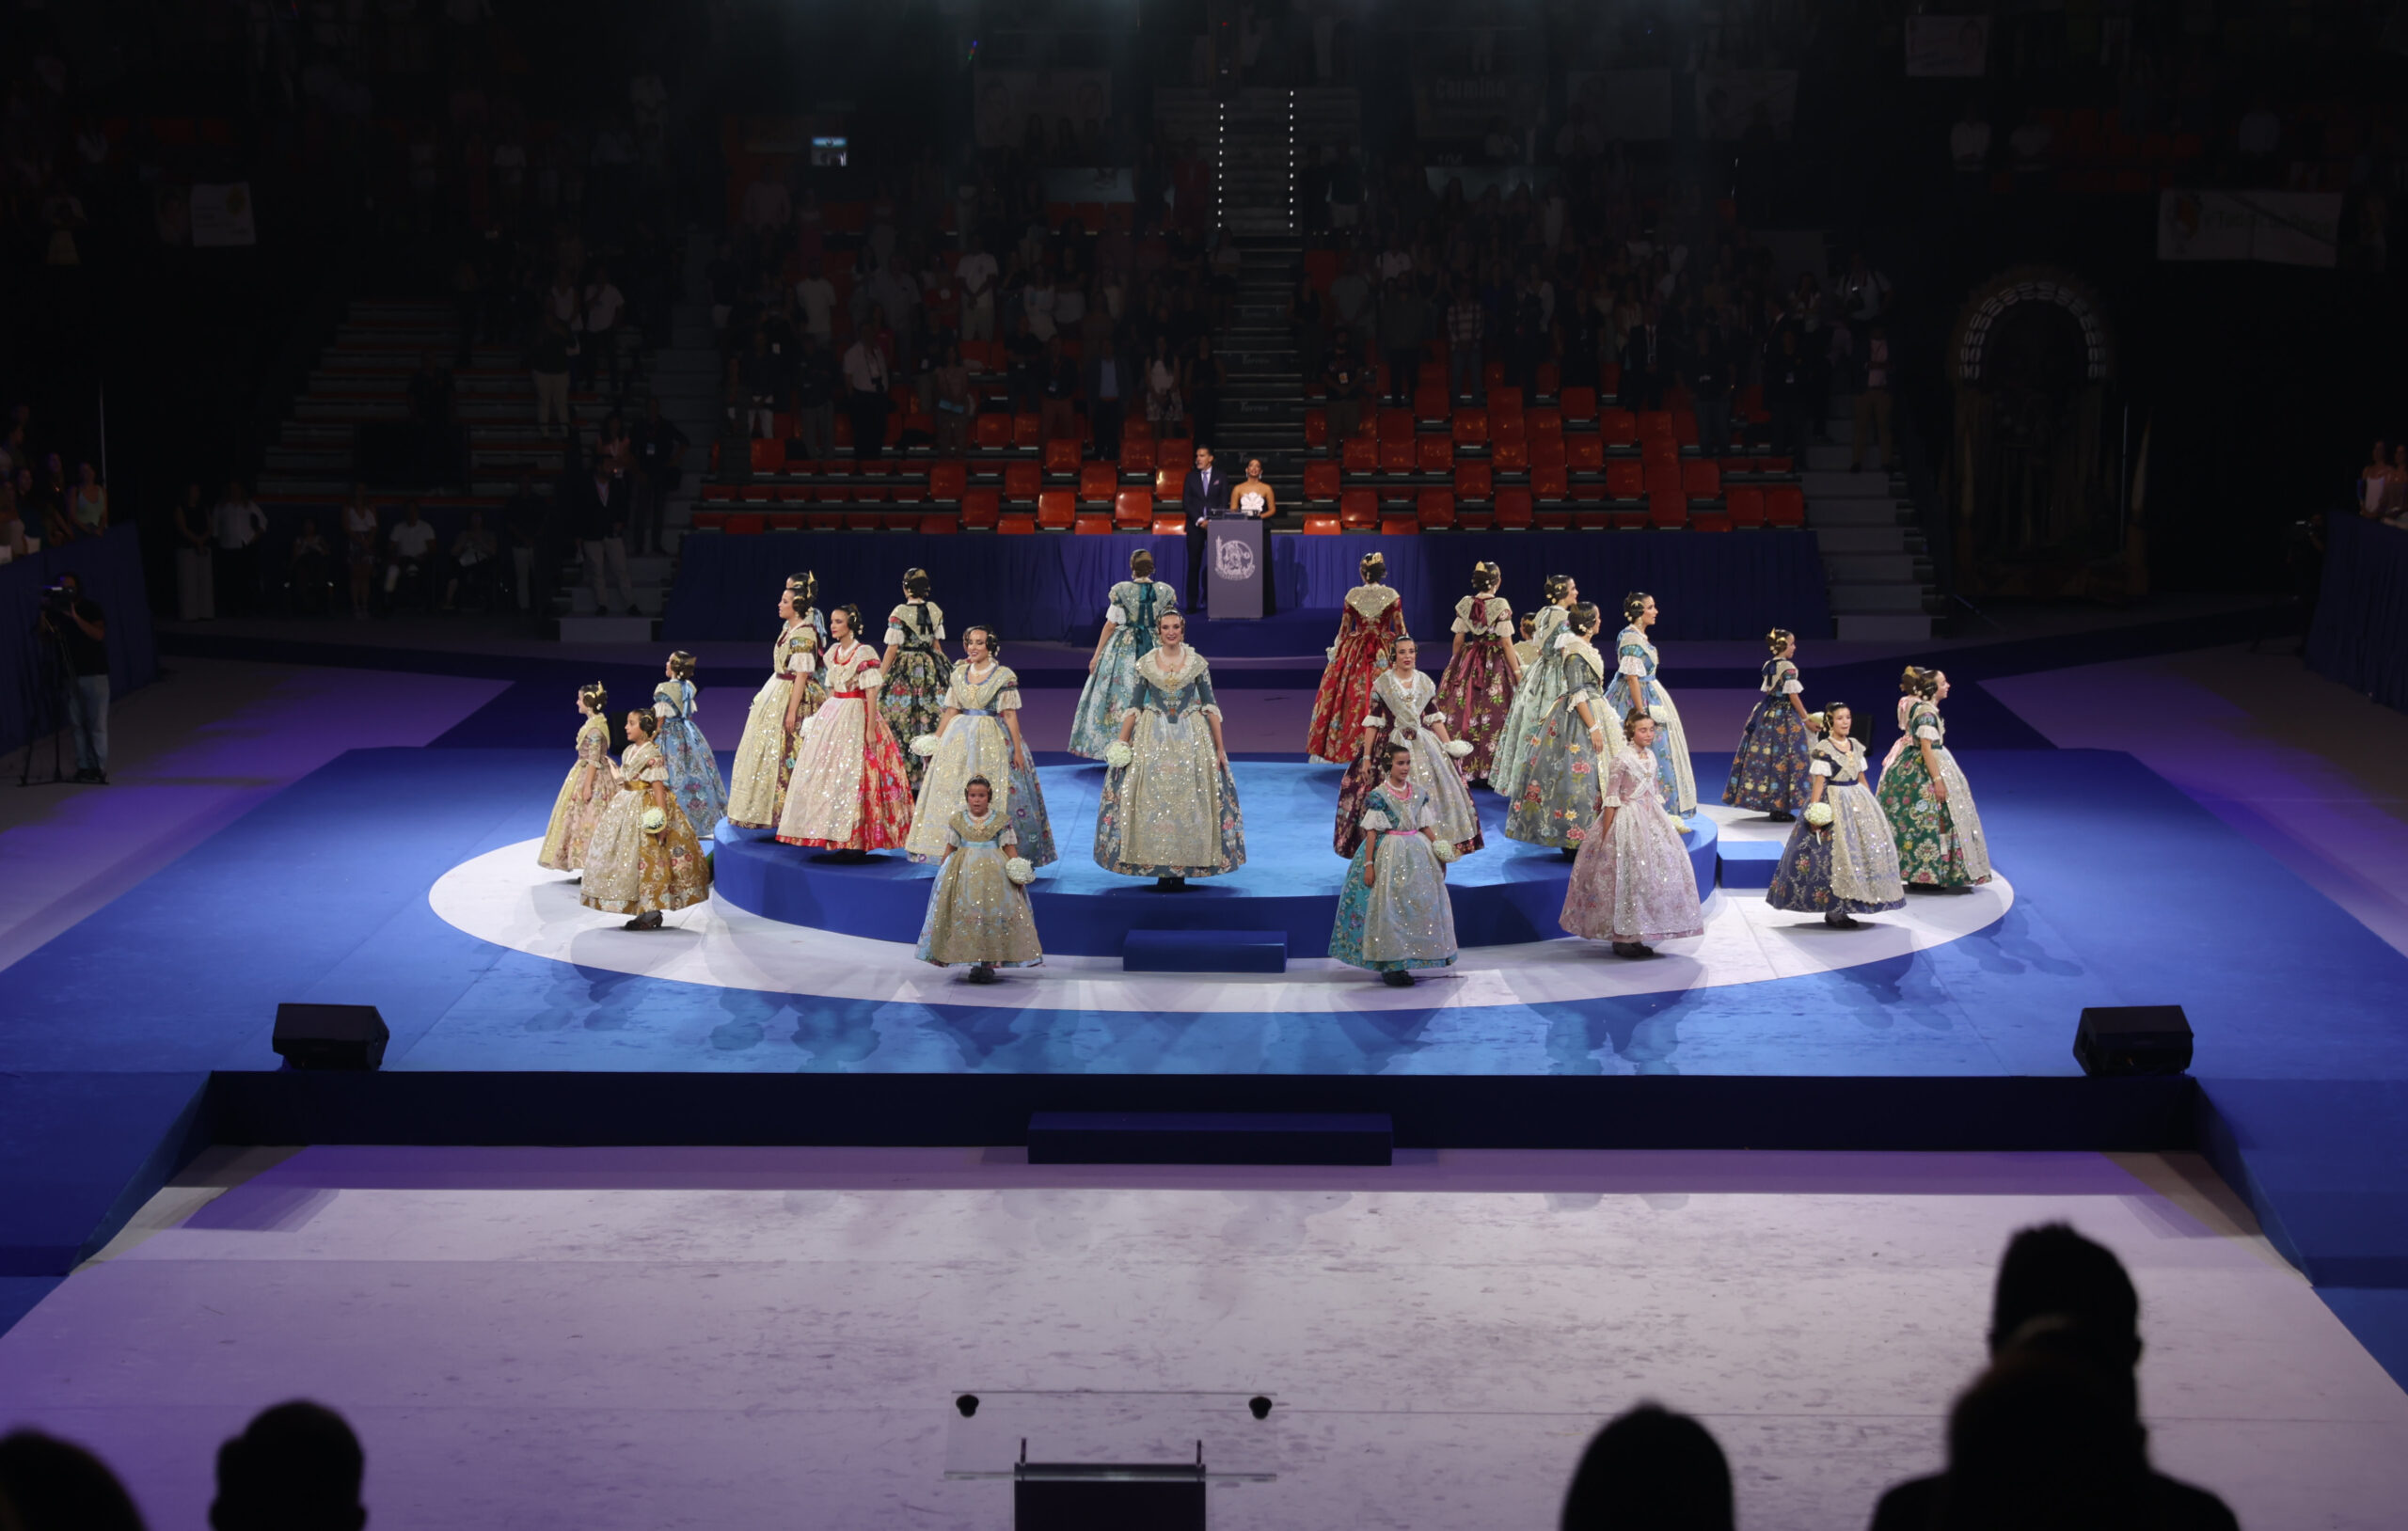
[958, 239, 999, 342]
[1189, 336, 1225, 444]
[531, 313, 573, 438]
[795, 334, 839, 464]
[1851, 323, 1896, 474]
[1622, 306, 1670, 412]
[2357, 441, 2390, 517]
[444, 509, 499, 610]
[211, 480, 267, 619]
[1560, 1404, 1734, 1531]
[0, 481, 31, 559]
[1765, 327, 1809, 460]
[211, 1399, 367, 1531]
[573, 460, 637, 616]
[1868, 1223, 2239, 1531]
[583, 262, 626, 395]
[503, 469, 547, 613]
[1377, 276, 1427, 405]
[30, 456, 71, 546]
[740, 329, 783, 441]
[342, 487, 380, 619]
[47, 571, 111, 783]
[1144, 334, 1184, 428]
[1323, 330, 1367, 455]
[1330, 253, 1374, 351]
[69, 462, 106, 538]
[794, 258, 836, 346]
[1448, 280, 1485, 403]
[1084, 334, 1131, 461]
[1039, 336, 1080, 443]
[386, 500, 439, 611]
[1687, 325, 1734, 460]
[630, 397, 688, 556]
[842, 318, 894, 462]
[707, 236, 743, 336]
[0, 1428, 146, 1531]
[1006, 320, 1046, 414]
[1840, 252, 1891, 327]
[287, 518, 336, 615]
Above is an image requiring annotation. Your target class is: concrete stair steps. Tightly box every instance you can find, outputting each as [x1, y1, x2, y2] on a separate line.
[1826, 582, 1933, 614]
[1821, 552, 1929, 584]
[558, 615, 659, 644]
[1801, 469, 1898, 499]
[1804, 499, 1913, 529]
[1811, 525, 1923, 556]
[1835, 613, 1934, 641]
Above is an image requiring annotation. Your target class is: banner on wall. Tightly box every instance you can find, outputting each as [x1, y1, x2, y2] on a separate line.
[974, 69, 1112, 150]
[2156, 190, 2340, 267]
[1694, 70, 1798, 141]
[1562, 71, 1673, 143]
[1906, 16, 1991, 76]
[1411, 62, 1545, 140]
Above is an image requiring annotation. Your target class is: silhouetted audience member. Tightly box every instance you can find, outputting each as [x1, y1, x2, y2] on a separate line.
[1560, 1403, 1734, 1531]
[211, 1401, 366, 1531]
[0, 1429, 146, 1531]
[1867, 1223, 2239, 1531]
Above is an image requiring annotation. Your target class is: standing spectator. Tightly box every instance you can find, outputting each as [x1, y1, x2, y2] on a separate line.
[630, 396, 689, 555]
[1686, 325, 1733, 460]
[444, 509, 499, 610]
[286, 517, 336, 615]
[503, 470, 547, 613]
[1840, 252, 1891, 327]
[793, 258, 835, 345]
[69, 463, 107, 537]
[1083, 334, 1129, 461]
[211, 480, 267, 618]
[1376, 277, 1427, 405]
[583, 263, 626, 396]
[1006, 321, 1047, 414]
[842, 322, 893, 461]
[343, 486, 380, 618]
[531, 314, 573, 437]
[1621, 307, 1668, 412]
[385, 501, 439, 611]
[1447, 280, 1484, 402]
[1143, 335, 1184, 429]
[1765, 327, 1809, 460]
[795, 334, 839, 464]
[1323, 332, 1368, 455]
[29, 456, 71, 546]
[740, 330, 783, 440]
[1330, 253, 1374, 351]
[0, 481, 23, 558]
[1039, 336, 1080, 443]
[958, 239, 999, 341]
[48, 572, 112, 783]
[573, 461, 636, 615]
[174, 481, 214, 620]
[1851, 323, 1896, 474]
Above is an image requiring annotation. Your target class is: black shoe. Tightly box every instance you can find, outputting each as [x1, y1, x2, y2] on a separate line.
[1824, 910, 1861, 929]
[623, 910, 662, 931]
[1560, 845, 1578, 860]
[1154, 875, 1188, 891]
[968, 964, 997, 985]
[1766, 811, 1795, 823]
[1383, 970, 1415, 987]
[1610, 940, 1655, 959]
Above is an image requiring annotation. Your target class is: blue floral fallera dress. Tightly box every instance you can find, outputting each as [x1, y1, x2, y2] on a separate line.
[1328, 780, 1458, 973]
[651, 678, 728, 837]
[1069, 578, 1180, 759]
[1503, 639, 1608, 850]
[1723, 657, 1813, 813]
[1093, 646, 1246, 878]
[1605, 624, 1697, 816]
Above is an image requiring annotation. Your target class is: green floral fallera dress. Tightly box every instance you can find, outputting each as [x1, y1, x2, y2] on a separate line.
[1875, 700, 1993, 887]
[1487, 603, 1572, 805]
[1503, 639, 1609, 850]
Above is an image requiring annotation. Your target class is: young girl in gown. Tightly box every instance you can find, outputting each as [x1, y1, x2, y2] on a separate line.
[1329, 743, 1460, 987]
[1766, 702, 1907, 927]
[1877, 666, 1993, 889]
[1435, 561, 1520, 782]
[1069, 548, 1179, 759]
[1095, 610, 1246, 888]
[650, 651, 728, 837]
[538, 682, 614, 875]
[914, 775, 1044, 983]
[1503, 602, 1611, 852]
[881, 568, 950, 790]
[1722, 627, 1817, 820]
[1560, 713, 1705, 957]
[1604, 591, 1698, 818]
[777, 604, 916, 857]
[905, 624, 1056, 866]
[1488, 573, 1578, 805]
[1305, 552, 1406, 763]
[1332, 638, 1482, 859]
[581, 708, 714, 929]
[726, 574, 827, 830]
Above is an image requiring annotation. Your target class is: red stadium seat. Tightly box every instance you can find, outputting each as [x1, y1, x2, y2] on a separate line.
[1568, 436, 1606, 471]
[1598, 409, 1638, 446]
[1452, 408, 1489, 447]
[1119, 437, 1155, 472]
[1727, 487, 1766, 529]
[1638, 411, 1675, 450]
[1416, 434, 1454, 473]
[1560, 386, 1598, 423]
[1418, 489, 1456, 529]
[1494, 488, 1534, 529]
[1377, 407, 1414, 441]
[1339, 488, 1379, 530]
[974, 413, 1010, 450]
[1155, 466, 1184, 500]
[1492, 439, 1529, 473]
[723, 513, 765, 535]
[1380, 512, 1421, 535]
[1526, 407, 1562, 439]
[1079, 463, 1117, 502]
[1766, 486, 1806, 528]
[927, 462, 967, 501]
[1012, 412, 1042, 449]
[1682, 460, 1721, 499]
[1644, 459, 1682, 497]
[1690, 510, 1734, 532]
[1413, 387, 1448, 420]
[1529, 436, 1567, 470]
[1379, 438, 1416, 474]
[1114, 488, 1154, 529]
[1530, 465, 1568, 500]
[1491, 386, 1523, 414]
[1608, 461, 1646, 499]
[1074, 511, 1114, 534]
[1150, 513, 1184, 535]
[961, 490, 1000, 530]
[1649, 489, 1687, 529]
[998, 512, 1038, 534]
[1343, 436, 1379, 474]
[1482, 361, 1507, 394]
[1302, 511, 1341, 535]
[1044, 438, 1081, 474]
[1004, 462, 1041, 501]
[1535, 362, 1560, 398]
[1306, 409, 1328, 449]
[1454, 463, 1492, 500]
[1303, 462, 1341, 501]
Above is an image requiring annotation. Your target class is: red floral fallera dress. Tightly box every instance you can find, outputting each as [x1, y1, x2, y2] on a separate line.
[1435, 592, 1518, 781]
[1306, 584, 1407, 763]
[774, 641, 916, 851]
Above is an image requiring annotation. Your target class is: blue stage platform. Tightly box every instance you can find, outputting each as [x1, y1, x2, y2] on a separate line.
[709, 761, 1718, 957]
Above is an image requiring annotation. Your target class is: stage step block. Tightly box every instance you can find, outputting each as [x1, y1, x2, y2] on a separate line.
[1718, 839, 1784, 890]
[1029, 1111, 1392, 1165]
[1121, 929, 1288, 973]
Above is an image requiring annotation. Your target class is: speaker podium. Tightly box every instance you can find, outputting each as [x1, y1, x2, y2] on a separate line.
[1204, 515, 1265, 620]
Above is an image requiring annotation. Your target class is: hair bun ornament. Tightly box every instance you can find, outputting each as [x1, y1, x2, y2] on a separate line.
[1103, 741, 1135, 768]
[1802, 802, 1834, 829]
[1443, 738, 1473, 758]
[641, 806, 668, 835]
[1005, 856, 1036, 885]
[909, 734, 942, 758]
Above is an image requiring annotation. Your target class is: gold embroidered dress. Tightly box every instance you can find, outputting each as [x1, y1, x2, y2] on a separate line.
[913, 808, 1044, 968]
[725, 615, 825, 829]
[538, 713, 615, 871]
[579, 739, 713, 915]
[1093, 645, 1247, 877]
[903, 661, 1057, 865]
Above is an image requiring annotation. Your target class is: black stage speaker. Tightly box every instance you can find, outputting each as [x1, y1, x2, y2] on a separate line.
[273, 1003, 389, 1071]
[2073, 1005, 2193, 1077]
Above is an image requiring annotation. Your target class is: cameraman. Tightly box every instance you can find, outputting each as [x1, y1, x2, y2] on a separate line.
[42, 572, 109, 783]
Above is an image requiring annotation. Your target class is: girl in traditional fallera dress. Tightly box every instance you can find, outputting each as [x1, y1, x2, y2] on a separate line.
[1766, 702, 1908, 927]
[1877, 666, 1994, 890]
[580, 708, 713, 929]
[537, 682, 614, 875]
[1069, 548, 1180, 759]
[1333, 637, 1483, 858]
[905, 624, 1057, 866]
[1503, 602, 1612, 853]
[1604, 592, 1698, 817]
[1560, 712, 1706, 958]
[1095, 610, 1246, 888]
[1435, 560, 1521, 782]
[726, 574, 827, 829]
[776, 604, 916, 858]
[880, 568, 951, 790]
[1722, 627, 1818, 820]
[1488, 573, 1578, 805]
[1330, 743, 1461, 986]
[914, 775, 1044, 983]
[1305, 552, 1407, 763]
[650, 650, 728, 837]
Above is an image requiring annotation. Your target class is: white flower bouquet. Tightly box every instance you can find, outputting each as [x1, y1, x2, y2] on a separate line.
[1103, 741, 1135, 768]
[1431, 838, 1462, 863]
[1443, 738, 1472, 758]
[641, 806, 668, 835]
[1647, 704, 1671, 724]
[909, 734, 942, 758]
[1005, 857, 1036, 885]
[1803, 802, 1834, 829]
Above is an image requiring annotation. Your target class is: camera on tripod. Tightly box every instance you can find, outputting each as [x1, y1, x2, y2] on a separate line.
[35, 580, 76, 628]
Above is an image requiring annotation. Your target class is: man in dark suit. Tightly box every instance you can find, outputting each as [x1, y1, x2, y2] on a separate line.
[1621, 308, 1668, 412]
[1181, 443, 1229, 611]
[1083, 338, 1133, 463]
[571, 459, 636, 617]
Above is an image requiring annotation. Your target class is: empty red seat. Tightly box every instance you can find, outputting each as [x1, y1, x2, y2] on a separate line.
[1560, 387, 1598, 423]
[723, 513, 765, 535]
[1012, 412, 1042, 449]
[1158, 435, 1194, 466]
[689, 511, 728, 531]
[1154, 466, 1184, 500]
[927, 461, 967, 501]
[1766, 486, 1806, 528]
[917, 513, 959, 534]
[1418, 358, 1449, 387]
[1340, 488, 1379, 530]
[974, 413, 1010, 450]
[1079, 463, 1117, 502]
[1452, 408, 1489, 446]
[1673, 410, 1701, 450]
[1494, 488, 1534, 529]
[1377, 407, 1414, 441]
[1004, 463, 1041, 501]
[1303, 462, 1341, 501]
[1412, 387, 1448, 420]
[1150, 512, 1185, 536]
[1526, 407, 1562, 438]
[1690, 510, 1734, 532]
[1727, 487, 1766, 529]
[1302, 511, 1341, 535]
[1482, 361, 1507, 394]
[1119, 438, 1155, 472]
[998, 512, 1038, 535]
[1638, 411, 1675, 449]
[1600, 362, 1623, 396]
[1036, 489, 1077, 529]
[1490, 411, 1527, 446]
[747, 439, 783, 473]
[1530, 465, 1568, 500]
[1114, 488, 1154, 529]
[1379, 438, 1416, 474]
[1568, 437, 1606, 471]
[1644, 460, 1682, 497]
[1491, 386, 1523, 413]
[1492, 439, 1529, 473]
[1306, 409, 1328, 449]
[1044, 438, 1081, 474]
[1682, 460, 1721, 499]
[1529, 436, 1567, 470]
[1074, 511, 1114, 535]
[1344, 437, 1380, 474]
[1454, 463, 1492, 500]
[1535, 361, 1560, 397]
[1380, 512, 1421, 535]
[1607, 461, 1645, 499]
[1598, 409, 1638, 446]
[961, 490, 1000, 530]
[1418, 488, 1456, 529]
[1648, 489, 1687, 529]
[1416, 434, 1454, 473]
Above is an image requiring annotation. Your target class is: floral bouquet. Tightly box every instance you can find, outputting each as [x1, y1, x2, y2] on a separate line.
[1803, 802, 1834, 829]
[910, 734, 942, 758]
[641, 806, 668, 836]
[1005, 857, 1036, 885]
[1443, 738, 1472, 758]
[1103, 741, 1135, 768]
[1431, 839, 1462, 863]
[1647, 704, 1671, 724]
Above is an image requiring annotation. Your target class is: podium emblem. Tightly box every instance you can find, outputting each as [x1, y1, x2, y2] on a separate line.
[1213, 536, 1257, 580]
